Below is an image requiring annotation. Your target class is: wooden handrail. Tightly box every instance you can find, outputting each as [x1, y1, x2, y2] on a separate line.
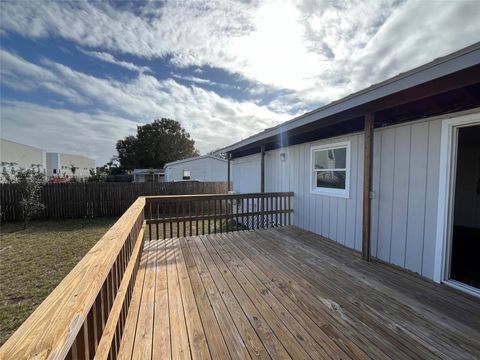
[0, 192, 294, 359]
[144, 192, 294, 201]
[0, 197, 146, 360]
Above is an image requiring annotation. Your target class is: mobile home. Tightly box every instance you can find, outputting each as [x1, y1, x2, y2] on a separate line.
[218, 43, 480, 296]
[164, 155, 228, 182]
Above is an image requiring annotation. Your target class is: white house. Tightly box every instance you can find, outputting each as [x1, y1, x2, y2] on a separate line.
[217, 43, 480, 297]
[0, 138, 47, 179]
[47, 152, 95, 180]
[164, 155, 228, 182]
[132, 168, 165, 183]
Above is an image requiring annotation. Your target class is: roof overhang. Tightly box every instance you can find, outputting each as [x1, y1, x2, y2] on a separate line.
[216, 42, 480, 157]
[164, 154, 227, 168]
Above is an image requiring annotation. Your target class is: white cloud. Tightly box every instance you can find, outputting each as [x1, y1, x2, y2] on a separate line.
[80, 49, 151, 73]
[0, 50, 289, 163]
[1, 0, 479, 160]
[0, 49, 89, 104]
[2, 0, 478, 100]
[0, 100, 138, 165]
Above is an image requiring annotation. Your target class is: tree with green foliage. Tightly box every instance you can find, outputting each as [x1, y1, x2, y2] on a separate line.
[116, 118, 199, 170]
[2, 168, 46, 229]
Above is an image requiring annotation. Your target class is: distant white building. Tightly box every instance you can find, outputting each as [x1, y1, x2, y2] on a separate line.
[0, 138, 47, 178]
[47, 152, 95, 180]
[164, 155, 227, 182]
[132, 168, 165, 183]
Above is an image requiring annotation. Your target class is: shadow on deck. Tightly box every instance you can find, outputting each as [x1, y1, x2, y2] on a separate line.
[119, 226, 480, 359]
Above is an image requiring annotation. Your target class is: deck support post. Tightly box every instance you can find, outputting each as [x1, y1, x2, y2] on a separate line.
[260, 145, 265, 227]
[227, 152, 231, 192]
[362, 113, 374, 261]
[260, 145, 265, 193]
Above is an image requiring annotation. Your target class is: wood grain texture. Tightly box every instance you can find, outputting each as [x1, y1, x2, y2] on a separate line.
[0, 197, 146, 360]
[116, 226, 480, 359]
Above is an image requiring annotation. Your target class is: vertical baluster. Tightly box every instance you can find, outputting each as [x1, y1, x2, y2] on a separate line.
[92, 297, 100, 352]
[219, 198, 222, 233]
[200, 200, 204, 235]
[83, 320, 90, 359]
[207, 199, 211, 234]
[230, 197, 234, 232]
[213, 198, 217, 234]
[276, 195, 279, 226]
[265, 195, 269, 228]
[169, 202, 173, 239]
[245, 196, 250, 230]
[182, 200, 186, 237]
[86, 308, 95, 357]
[225, 198, 228, 232]
[196, 201, 199, 236]
[236, 197, 239, 231]
[188, 200, 192, 236]
[176, 201, 179, 238]
[162, 201, 166, 240]
[156, 202, 159, 240]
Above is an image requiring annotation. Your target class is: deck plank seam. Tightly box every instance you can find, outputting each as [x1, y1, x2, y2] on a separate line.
[180, 236, 249, 359]
[240, 229, 450, 359]
[188, 235, 273, 359]
[229, 229, 396, 360]
[209, 232, 336, 360]
[216, 231, 349, 360]
[197, 234, 295, 360]
[273, 227, 480, 354]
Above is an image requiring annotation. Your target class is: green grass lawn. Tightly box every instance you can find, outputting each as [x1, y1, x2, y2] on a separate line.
[0, 217, 117, 345]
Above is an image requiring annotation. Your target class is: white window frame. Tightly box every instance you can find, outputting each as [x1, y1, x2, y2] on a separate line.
[310, 141, 351, 198]
[182, 169, 191, 180]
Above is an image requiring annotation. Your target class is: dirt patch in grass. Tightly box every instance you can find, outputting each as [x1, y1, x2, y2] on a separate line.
[0, 217, 117, 345]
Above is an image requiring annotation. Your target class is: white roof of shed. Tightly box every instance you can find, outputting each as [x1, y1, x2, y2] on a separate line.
[164, 154, 227, 168]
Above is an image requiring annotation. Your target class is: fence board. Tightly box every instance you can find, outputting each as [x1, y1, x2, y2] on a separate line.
[0, 181, 230, 221]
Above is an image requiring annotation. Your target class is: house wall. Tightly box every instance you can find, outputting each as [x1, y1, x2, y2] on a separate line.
[0, 138, 47, 176]
[231, 153, 261, 193]
[46, 153, 60, 177]
[165, 157, 227, 182]
[47, 152, 95, 179]
[232, 114, 450, 280]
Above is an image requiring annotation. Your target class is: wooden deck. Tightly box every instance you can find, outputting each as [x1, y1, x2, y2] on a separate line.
[118, 226, 480, 359]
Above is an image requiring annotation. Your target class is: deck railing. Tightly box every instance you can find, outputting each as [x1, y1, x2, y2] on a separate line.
[0, 192, 293, 360]
[144, 192, 293, 240]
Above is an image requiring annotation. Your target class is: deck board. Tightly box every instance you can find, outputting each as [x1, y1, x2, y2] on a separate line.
[118, 226, 480, 359]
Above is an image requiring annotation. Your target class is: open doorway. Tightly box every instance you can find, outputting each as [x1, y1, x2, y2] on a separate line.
[450, 124, 480, 289]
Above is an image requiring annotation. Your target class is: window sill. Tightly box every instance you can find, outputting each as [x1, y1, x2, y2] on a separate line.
[310, 189, 350, 199]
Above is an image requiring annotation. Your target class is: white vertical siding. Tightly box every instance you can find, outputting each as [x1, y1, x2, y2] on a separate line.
[231, 114, 453, 280]
[232, 153, 261, 193]
[165, 157, 227, 182]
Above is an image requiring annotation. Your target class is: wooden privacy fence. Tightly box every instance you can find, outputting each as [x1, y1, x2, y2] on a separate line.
[0, 181, 230, 221]
[0, 192, 294, 360]
[144, 192, 294, 240]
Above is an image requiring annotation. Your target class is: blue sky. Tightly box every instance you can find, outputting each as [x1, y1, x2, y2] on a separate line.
[1, 0, 479, 165]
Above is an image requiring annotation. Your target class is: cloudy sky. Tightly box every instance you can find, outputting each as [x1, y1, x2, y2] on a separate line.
[1, 0, 479, 165]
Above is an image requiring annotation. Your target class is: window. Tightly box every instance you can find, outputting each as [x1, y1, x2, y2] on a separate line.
[53, 169, 57, 174]
[311, 141, 350, 198]
[182, 169, 191, 180]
